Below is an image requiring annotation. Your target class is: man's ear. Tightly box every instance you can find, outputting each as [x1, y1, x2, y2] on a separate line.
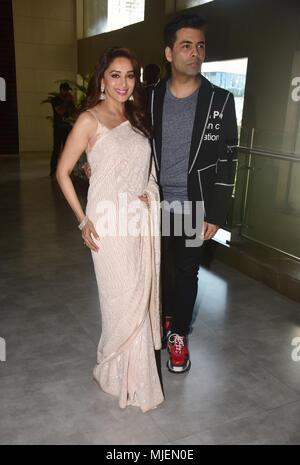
[165, 46, 173, 63]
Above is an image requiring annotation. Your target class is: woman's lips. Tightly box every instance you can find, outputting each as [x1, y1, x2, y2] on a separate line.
[116, 89, 128, 96]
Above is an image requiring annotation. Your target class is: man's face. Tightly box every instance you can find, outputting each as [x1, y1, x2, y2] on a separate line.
[165, 27, 206, 77]
[60, 88, 71, 98]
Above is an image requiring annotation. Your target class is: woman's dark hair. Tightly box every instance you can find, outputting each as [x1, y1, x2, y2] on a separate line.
[81, 46, 152, 138]
[164, 14, 207, 49]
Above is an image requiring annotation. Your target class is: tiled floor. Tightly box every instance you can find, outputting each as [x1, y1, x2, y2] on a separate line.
[1, 153, 300, 445]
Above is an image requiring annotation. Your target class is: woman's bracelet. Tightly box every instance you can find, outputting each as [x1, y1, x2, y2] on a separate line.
[78, 215, 89, 230]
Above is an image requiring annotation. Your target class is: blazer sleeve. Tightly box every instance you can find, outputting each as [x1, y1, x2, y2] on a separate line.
[205, 92, 238, 227]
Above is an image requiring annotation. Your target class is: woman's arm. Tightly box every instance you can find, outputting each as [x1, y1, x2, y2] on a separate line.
[56, 112, 100, 251]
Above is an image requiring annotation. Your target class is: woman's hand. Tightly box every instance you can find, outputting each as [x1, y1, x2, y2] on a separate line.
[138, 193, 150, 209]
[82, 219, 100, 252]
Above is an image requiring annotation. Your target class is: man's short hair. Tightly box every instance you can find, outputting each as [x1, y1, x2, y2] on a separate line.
[60, 82, 72, 91]
[144, 63, 161, 76]
[164, 14, 207, 49]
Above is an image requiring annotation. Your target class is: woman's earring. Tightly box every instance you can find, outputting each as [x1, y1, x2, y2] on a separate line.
[100, 86, 106, 100]
[129, 94, 134, 102]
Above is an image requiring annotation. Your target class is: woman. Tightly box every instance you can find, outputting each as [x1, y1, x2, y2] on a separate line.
[56, 47, 164, 412]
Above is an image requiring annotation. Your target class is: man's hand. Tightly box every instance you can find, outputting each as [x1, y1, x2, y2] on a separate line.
[138, 193, 150, 209]
[201, 221, 219, 240]
[82, 162, 91, 179]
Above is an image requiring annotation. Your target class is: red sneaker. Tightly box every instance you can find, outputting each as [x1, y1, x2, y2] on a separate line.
[167, 333, 191, 373]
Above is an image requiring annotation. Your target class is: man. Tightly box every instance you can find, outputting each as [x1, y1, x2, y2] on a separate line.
[143, 63, 161, 87]
[83, 14, 238, 375]
[143, 63, 161, 102]
[49, 82, 76, 178]
[151, 14, 238, 374]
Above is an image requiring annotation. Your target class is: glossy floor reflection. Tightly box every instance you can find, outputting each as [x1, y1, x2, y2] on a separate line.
[1, 153, 300, 445]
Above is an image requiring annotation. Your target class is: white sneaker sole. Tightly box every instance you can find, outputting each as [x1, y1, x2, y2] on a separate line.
[167, 359, 191, 373]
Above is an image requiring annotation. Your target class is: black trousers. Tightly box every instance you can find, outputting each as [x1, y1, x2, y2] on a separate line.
[50, 125, 72, 175]
[161, 211, 203, 336]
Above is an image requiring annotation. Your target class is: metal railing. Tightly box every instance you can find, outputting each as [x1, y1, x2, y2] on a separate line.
[236, 145, 300, 163]
[232, 139, 300, 260]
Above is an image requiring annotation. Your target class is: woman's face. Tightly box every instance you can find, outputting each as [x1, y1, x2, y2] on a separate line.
[101, 57, 136, 103]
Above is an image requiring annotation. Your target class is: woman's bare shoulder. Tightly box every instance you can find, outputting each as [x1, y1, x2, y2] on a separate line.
[77, 110, 97, 124]
[74, 110, 98, 135]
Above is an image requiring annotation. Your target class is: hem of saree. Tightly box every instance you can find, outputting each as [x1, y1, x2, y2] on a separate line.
[92, 374, 164, 413]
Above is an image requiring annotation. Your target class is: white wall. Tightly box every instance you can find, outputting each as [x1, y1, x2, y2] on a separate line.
[13, 0, 77, 152]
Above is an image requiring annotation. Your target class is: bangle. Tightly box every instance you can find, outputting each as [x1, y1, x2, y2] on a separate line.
[78, 215, 89, 230]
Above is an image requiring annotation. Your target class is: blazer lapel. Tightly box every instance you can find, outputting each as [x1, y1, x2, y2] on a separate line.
[151, 78, 167, 172]
[188, 74, 215, 174]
